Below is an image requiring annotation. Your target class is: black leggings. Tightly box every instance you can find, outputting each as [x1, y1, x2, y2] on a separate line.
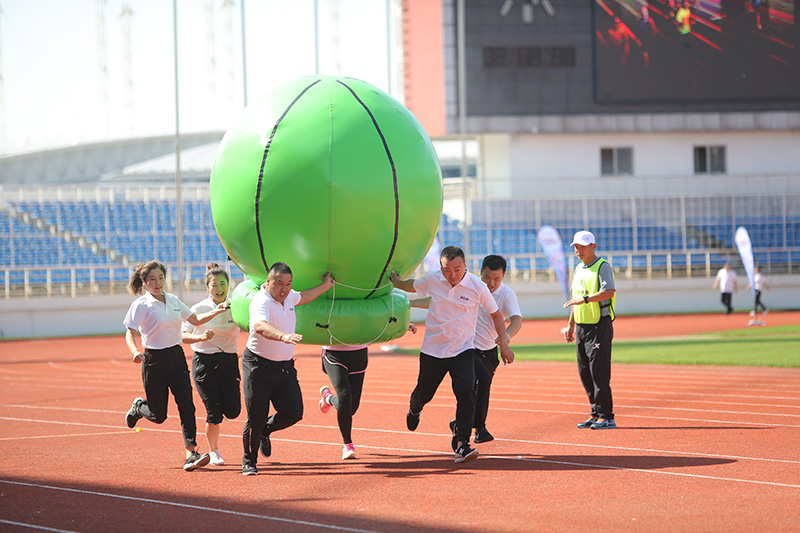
[322, 347, 368, 444]
[139, 345, 197, 448]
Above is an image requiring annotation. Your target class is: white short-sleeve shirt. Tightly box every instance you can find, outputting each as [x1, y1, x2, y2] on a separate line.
[474, 282, 522, 351]
[413, 270, 499, 358]
[182, 297, 239, 354]
[715, 268, 738, 293]
[246, 287, 302, 361]
[123, 291, 193, 350]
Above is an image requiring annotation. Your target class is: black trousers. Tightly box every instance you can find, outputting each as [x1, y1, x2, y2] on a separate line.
[474, 347, 500, 430]
[410, 350, 476, 443]
[721, 292, 733, 314]
[576, 316, 614, 420]
[139, 345, 197, 448]
[241, 349, 303, 467]
[192, 351, 241, 425]
[753, 290, 767, 313]
[322, 347, 368, 444]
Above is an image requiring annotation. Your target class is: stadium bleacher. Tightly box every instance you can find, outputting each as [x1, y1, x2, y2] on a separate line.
[2, 194, 800, 288]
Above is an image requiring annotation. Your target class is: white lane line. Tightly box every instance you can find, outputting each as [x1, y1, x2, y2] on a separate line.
[0, 480, 379, 533]
[0, 519, 79, 533]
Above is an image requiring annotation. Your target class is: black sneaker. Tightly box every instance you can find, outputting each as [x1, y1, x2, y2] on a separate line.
[577, 417, 598, 429]
[406, 408, 420, 431]
[184, 451, 210, 471]
[125, 397, 144, 428]
[242, 463, 258, 476]
[474, 427, 494, 443]
[449, 419, 457, 451]
[454, 442, 479, 464]
[259, 433, 271, 458]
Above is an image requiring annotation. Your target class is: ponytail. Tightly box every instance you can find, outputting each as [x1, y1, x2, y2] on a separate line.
[128, 260, 167, 296]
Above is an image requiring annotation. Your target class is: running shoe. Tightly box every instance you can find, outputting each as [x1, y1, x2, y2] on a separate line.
[474, 427, 494, 443]
[454, 442, 479, 464]
[259, 432, 272, 458]
[184, 451, 210, 471]
[209, 449, 225, 466]
[125, 397, 144, 428]
[577, 417, 598, 429]
[319, 386, 333, 414]
[242, 463, 258, 476]
[590, 418, 617, 430]
[342, 443, 356, 460]
[406, 408, 420, 431]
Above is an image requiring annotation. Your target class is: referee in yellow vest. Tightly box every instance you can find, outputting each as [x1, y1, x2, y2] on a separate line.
[563, 230, 617, 430]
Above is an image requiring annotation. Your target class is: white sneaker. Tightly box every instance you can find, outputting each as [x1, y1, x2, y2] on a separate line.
[342, 443, 356, 460]
[750, 310, 756, 316]
[209, 449, 225, 466]
[763, 309, 769, 316]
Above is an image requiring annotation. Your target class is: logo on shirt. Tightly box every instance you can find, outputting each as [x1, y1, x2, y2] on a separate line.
[172, 307, 180, 312]
[459, 296, 470, 302]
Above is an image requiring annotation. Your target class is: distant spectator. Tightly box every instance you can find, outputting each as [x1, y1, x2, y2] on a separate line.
[747, 265, 770, 316]
[712, 263, 738, 315]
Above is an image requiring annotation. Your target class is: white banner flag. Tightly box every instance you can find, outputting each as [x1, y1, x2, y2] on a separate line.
[537, 225, 570, 299]
[734, 226, 756, 296]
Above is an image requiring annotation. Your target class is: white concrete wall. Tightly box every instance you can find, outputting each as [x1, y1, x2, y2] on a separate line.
[3, 278, 797, 340]
[476, 130, 800, 198]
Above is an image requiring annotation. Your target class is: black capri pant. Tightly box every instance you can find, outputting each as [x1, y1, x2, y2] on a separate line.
[192, 351, 241, 425]
[138, 345, 197, 448]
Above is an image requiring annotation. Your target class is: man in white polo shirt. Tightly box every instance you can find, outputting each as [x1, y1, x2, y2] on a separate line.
[241, 262, 334, 476]
[391, 246, 514, 463]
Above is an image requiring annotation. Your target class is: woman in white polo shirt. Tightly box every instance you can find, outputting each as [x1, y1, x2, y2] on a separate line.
[182, 263, 241, 467]
[123, 260, 229, 472]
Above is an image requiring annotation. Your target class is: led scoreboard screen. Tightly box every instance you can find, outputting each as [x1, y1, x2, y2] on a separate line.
[460, 0, 800, 118]
[593, 0, 800, 103]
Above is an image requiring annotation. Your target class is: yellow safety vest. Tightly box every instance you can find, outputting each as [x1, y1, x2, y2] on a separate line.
[572, 258, 616, 325]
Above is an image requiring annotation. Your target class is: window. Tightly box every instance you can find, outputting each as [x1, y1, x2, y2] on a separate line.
[600, 147, 633, 176]
[694, 146, 726, 174]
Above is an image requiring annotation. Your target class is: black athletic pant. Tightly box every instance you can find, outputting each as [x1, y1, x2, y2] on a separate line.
[753, 290, 767, 313]
[139, 345, 197, 448]
[410, 350, 476, 444]
[474, 347, 500, 430]
[241, 349, 303, 467]
[721, 292, 733, 314]
[322, 347, 368, 444]
[192, 351, 241, 425]
[576, 316, 614, 421]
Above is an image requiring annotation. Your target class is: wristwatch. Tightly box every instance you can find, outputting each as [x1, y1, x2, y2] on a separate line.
[583, 295, 589, 304]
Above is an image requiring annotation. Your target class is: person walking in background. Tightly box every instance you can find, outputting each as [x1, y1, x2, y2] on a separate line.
[241, 262, 334, 476]
[123, 260, 230, 471]
[712, 262, 738, 314]
[563, 231, 617, 430]
[182, 263, 241, 467]
[748, 265, 770, 316]
[391, 245, 514, 463]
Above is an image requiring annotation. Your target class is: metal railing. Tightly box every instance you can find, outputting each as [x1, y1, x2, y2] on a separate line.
[3, 249, 796, 300]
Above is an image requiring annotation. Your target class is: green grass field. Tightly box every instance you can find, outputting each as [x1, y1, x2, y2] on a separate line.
[395, 325, 800, 367]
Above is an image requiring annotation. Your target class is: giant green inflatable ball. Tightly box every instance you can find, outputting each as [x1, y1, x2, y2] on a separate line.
[211, 76, 443, 345]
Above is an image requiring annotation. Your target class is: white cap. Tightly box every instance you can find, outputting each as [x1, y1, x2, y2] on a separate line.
[570, 230, 596, 246]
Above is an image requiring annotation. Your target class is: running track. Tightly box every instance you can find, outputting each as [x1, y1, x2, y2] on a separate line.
[1, 312, 799, 531]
